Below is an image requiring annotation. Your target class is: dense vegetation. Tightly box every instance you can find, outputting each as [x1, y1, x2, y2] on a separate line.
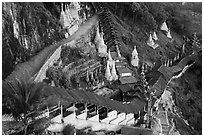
[172, 51, 202, 134]
[2, 2, 202, 135]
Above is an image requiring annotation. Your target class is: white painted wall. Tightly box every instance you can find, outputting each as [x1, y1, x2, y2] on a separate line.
[63, 113, 76, 124]
[34, 46, 62, 82]
[121, 73, 132, 77]
[76, 112, 87, 120]
[101, 110, 117, 124]
[126, 118, 135, 126]
[51, 114, 62, 123]
[119, 113, 134, 126]
[88, 114, 99, 122]
[110, 113, 126, 125]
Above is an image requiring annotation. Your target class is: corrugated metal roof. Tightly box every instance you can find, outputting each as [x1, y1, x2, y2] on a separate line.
[42, 85, 146, 114]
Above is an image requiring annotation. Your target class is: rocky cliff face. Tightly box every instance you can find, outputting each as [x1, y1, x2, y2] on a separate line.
[2, 2, 64, 79]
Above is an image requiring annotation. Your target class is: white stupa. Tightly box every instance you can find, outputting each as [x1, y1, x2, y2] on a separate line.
[131, 46, 139, 67]
[147, 34, 155, 48]
[152, 32, 158, 41]
[97, 32, 108, 57]
[167, 29, 172, 39]
[94, 26, 101, 45]
[59, 3, 70, 28]
[173, 56, 177, 62]
[160, 21, 169, 32]
[105, 61, 113, 81]
[108, 49, 113, 61]
[111, 61, 118, 80]
[108, 49, 114, 67]
[116, 44, 122, 57]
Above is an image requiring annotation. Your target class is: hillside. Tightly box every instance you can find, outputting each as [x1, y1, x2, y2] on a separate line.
[2, 2, 202, 135]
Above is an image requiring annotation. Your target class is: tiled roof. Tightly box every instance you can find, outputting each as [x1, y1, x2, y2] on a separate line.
[115, 61, 128, 68]
[117, 67, 132, 75]
[151, 76, 167, 97]
[169, 65, 182, 73]
[110, 52, 126, 62]
[119, 84, 133, 93]
[42, 84, 146, 114]
[158, 65, 173, 81]
[119, 76, 137, 84]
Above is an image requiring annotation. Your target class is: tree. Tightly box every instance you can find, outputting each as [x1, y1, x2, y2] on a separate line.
[2, 79, 49, 134]
[62, 124, 75, 135]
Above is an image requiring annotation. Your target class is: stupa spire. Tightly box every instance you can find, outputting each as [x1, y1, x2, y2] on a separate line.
[108, 49, 113, 61]
[94, 26, 100, 44]
[111, 61, 118, 80]
[97, 32, 107, 57]
[152, 31, 158, 41]
[160, 21, 169, 32]
[59, 3, 70, 28]
[131, 46, 139, 67]
[116, 44, 122, 57]
[105, 61, 113, 81]
[147, 34, 155, 47]
[167, 29, 172, 39]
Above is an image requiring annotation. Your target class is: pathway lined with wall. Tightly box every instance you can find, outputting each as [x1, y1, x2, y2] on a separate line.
[5, 15, 98, 83]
